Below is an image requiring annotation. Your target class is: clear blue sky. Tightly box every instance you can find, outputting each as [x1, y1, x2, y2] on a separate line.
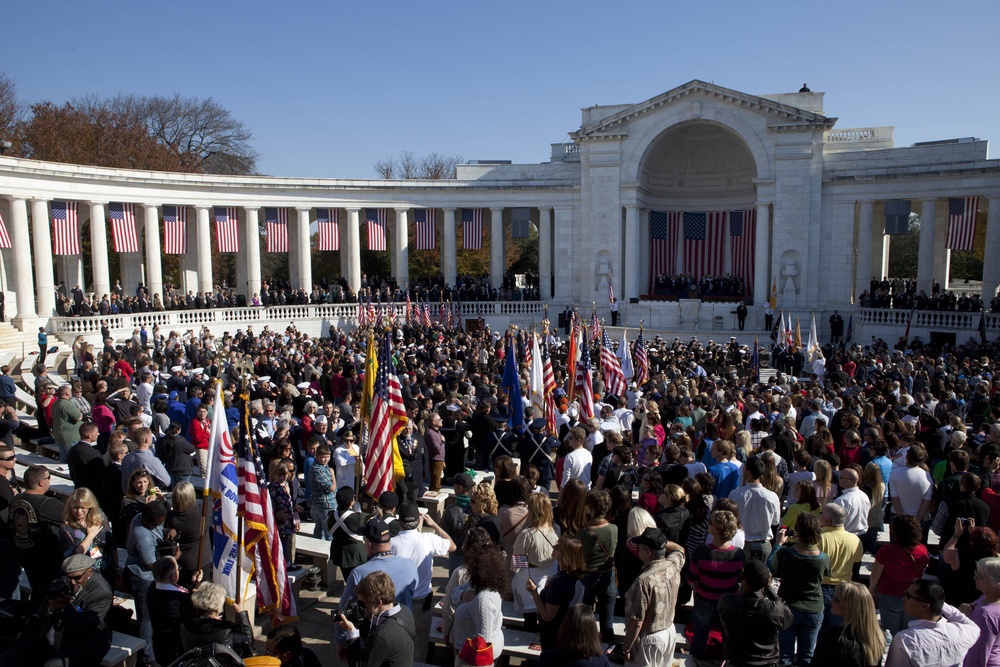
[3, 1, 996, 178]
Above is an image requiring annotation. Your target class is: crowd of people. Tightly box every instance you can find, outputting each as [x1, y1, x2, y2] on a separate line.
[649, 273, 748, 300]
[858, 277, 991, 312]
[4, 309, 1000, 666]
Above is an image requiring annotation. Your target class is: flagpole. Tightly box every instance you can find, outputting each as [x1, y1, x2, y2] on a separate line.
[195, 379, 224, 583]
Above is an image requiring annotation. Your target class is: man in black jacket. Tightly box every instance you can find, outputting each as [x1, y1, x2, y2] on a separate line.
[67, 423, 106, 496]
[147, 555, 197, 666]
[718, 560, 793, 667]
[336, 570, 416, 667]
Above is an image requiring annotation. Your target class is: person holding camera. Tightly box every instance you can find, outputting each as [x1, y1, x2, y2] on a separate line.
[336, 570, 416, 667]
[0, 553, 113, 666]
[124, 499, 168, 665]
[718, 560, 793, 667]
[179, 581, 255, 659]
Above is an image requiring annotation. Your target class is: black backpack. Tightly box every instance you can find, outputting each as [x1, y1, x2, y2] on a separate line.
[606, 465, 638, 497]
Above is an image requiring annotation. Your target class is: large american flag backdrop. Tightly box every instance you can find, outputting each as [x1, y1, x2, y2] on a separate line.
[683, 211, 726, 279]
[947, 197, 979, 251]
[0, 210, 12, 249]
[214, 207, 240, 253]
[317, 208, 339, 251]
[415, 209, 436, 250]
[649, 211, 680, 291]
[162, 205, 187, 254]
[264, 207, 289, 253]
[364, 330, 407, 500]
[462, 208, 483, 249]
[108, 203, 140, 253]
[366, 208, 387, 251]
[51, 201, 81, 255]
[729, 209, 756, 296]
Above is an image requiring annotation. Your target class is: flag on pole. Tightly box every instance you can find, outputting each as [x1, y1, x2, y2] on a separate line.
[649, 211, 680, 291]
[980, 311, 988, 345]
[618, 328, 634, 381]
[903, 307, 915, 344]
[751, 338, 761, 384]
[633, 327, 649, 388]
[591, 308, 601, 342]
[501, 333, 524, 432]
[108, 203, 139, 252]
[317, 208, 340, 251]
[214, 207, 240, 253]
[163, 205, 187, 254]
[405, 292, 412, 325]
[51, 201, 81, 255]
[729, 209, 756, 296]
[567, 311, 580, 401]
[608, 273, 615, 305]
[808, 313, 820, 357]
[239, 405, 296, 619]
[462, 208, 483, 249]
[946, 197, 979, 251]
[600, 328, 628, 398]
[770, 278, 778, 310]
[207, 386, 252, 604]
[846, 314, 853, 344]
[777, 313, 787, 350]
[366, 208, 387, 251]
[264, 207, 289, 253]
[364, 331, 407, 500]
[683, 212, 726, 279]
[786, 314, 794, 349]
[542, 346, 558, 435]
[415, 209, 437, 250]
[0, 210, 10, 249]
[575, 330, 595, 421]
[359, 333, 377, 426]
[529, 334, 546, 423]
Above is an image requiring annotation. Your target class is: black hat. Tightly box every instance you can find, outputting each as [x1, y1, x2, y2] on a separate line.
[629, 527, 667, 551]
[454, 472, 475, 490]
[398, 503, 420, 521]
[378, 491, 399, 509]
[363, 519, 392, 544]
[336, 487, 356, 507]
[530, 418, 546, 430]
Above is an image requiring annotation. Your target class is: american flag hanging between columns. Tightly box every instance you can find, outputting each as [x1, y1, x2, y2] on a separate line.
[214, 206, 240, 253]
[51, 201, 81, 255]
[462, 208, 483, 249]
[415, 209, 437, 250]
[0, 210, 12, 248]
[317, 208, 339, 251]
[366, 208, 387, 251]
[108, 203, 139, 253]
[264, 207, 289, 253]
[729, 209, 756, 296]
[162, 205, 188, 254]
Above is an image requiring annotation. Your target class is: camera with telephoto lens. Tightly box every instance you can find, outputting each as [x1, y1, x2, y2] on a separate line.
[334, 598, 366, 626]
[156, 537, 179, 559]
[47, 577, 75, 600]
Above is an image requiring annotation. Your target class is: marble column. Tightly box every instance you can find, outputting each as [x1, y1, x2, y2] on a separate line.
[490, 207, 504, 288]
[287, 211, 299, 288]
[296, 208, 312, 293]
[855, 201, 875, 301]
[442, 208, 457, 287]
[143, 206, 163, 300]
[880, 235, 892, 279]
[195, 206, 213, 294]
[917, 198, 937, 293]
[345, 208, 361, 293]
[538, 207, 552, 300]
[89, 202, 111, 298]
[30, 199, 55, 317]
[394, 208, 409, 290]
[753, 202, 770, 301]
[982, 195, 1000, 300]
[9, 198, 36, 322]
[623, 205, 639, 300]
[244, 207, 261, 300]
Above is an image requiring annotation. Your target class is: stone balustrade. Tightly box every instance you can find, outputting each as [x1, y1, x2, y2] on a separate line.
[855, 307, 1000, 331]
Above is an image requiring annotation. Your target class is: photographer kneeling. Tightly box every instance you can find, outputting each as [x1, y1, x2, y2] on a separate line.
[335, 571, 415, 667]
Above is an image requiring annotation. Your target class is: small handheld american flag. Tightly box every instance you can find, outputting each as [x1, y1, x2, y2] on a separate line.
[511, 554, 530, 569]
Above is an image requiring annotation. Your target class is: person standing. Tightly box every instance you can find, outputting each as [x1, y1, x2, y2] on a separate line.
[885, 579, 980, 667]
[736, 302, 748, 331]
[308, 445, 336, 540]
[764, 303, 775, 333]
[9, 465, 65, 610]
[728, 456, 781, 562]
[832, 468, 872, 539]
[424, 412, 446, 494]
[687, 509, 744, 659]
[829, 310, 844, 344]
[718, 560, 794, 667]
[621, 527, 686, 667]
[610, 298, 620, 327]
[51, 385, 83, 463]
[818, 503, 864, 626]
[38, 327, 48, 366]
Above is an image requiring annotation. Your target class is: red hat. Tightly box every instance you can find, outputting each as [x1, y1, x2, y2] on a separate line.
[458, 635, 494, 666]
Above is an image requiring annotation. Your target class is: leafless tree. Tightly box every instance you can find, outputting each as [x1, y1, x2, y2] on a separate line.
[0, 72, 25, 151]
[372, 150, 462, 179]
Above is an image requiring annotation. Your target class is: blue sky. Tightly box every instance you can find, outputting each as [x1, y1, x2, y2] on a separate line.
[3, 1, 996, 178]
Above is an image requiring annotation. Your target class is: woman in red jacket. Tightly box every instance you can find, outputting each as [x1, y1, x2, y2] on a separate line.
[188, 404, 211, 477]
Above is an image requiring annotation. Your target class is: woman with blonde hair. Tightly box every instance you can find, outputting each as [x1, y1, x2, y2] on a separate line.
[860, 462, 885, 552]
[655, 484, 690, 545]
[468, 481, 502, 544]
[759, 451, 784, 497]
[811, 582, 885, 667]
[733, 430, 753, 463]
[511, 492, 560, 631]
[60, 487, 117, 577]
[813, 459, 836, 506]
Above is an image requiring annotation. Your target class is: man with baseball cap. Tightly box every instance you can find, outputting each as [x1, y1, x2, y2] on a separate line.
[622, 527, 686, 666]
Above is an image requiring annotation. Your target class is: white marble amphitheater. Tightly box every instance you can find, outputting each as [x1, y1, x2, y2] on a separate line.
[1, 79, 999, 348]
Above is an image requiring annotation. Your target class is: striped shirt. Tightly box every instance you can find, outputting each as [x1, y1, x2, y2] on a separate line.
[687, 543, 744, 601]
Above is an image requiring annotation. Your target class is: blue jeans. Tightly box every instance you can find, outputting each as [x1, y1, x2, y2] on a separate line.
[585, 569, 618, 641]
[129, 574, 153, 657]
[822, 585, 844, 628]
[691, 596, 719, 657]
[311, 504, 332, 540]
[877, 591, 911, 636]
[780, 608, 824, 664]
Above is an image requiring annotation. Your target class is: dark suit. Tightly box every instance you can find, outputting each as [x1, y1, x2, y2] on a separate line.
[67, 440, 106, 496]
[147, 584, 195, 666]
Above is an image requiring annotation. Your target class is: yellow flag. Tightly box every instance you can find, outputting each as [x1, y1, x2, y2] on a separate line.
[770, 278, 778, 310]
[360, 333, 378, 422]
[794, 318, 802, 352]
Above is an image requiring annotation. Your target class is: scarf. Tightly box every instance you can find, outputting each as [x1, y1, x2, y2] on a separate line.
[455, 493, 471, 509]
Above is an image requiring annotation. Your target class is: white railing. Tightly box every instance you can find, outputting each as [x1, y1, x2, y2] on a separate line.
[49, 301, 548, 335]
[550, 143, 581, 162]
[855, 307, 1000, 331]
[823, 126, 894, 147]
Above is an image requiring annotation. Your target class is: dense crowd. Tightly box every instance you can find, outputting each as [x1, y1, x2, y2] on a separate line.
[5, 315, 1000, 666]
[650, 274, 747, 299]
[858, 277, 991, 312]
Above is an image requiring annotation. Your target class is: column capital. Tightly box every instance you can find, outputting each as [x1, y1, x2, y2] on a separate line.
[393, 206, 409, 214]
[29, 197, 50, 204]
[623, 203, 639, 211]
[919, 197, 939, 204]
[195, 204, 212, 211]
[345, 207, 361, 214]
[489, 206, 504, 212]
[4, 195, 26, 204]
[754, 200, 772, 208]
[143, 203, 160, 210]
[295, 206, 312, 213]
[88, 200, 109, 207]
[243, 205, 259, 213]
[537, 205, 553, 212]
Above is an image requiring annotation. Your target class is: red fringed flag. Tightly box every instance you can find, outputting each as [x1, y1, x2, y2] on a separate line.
[0, 210, 12, 248]
[947, 197, 979, 251]
[214, 207, 240, 253]
[365, 330, 407, 500]
[729, 208, 756, 296]
[600, 328, 628, 398]
[317, 208, 340, 251]
[649, 211, 680, 292]
[264, 208, 289, 253]
[405, 292, 412, 325]
[240, 408, 297, 619]
[109, 203, 139, 252]
[366, 208, 387, 251]
[462, 208, 483, 249]
[415, 209, 436, 250]
[51, 201, 80, 256]
[633, 327, 650, 388]
[542, 345, 558, 435]
[683, 211, 726, 280]
[163, 205, 187, 254]
[357, 299, 366, 328]
[591, 309, 601, 342]
[421, 301, 432, 327]
[575, 329, 595, 421]
[567, 311, 580, 402]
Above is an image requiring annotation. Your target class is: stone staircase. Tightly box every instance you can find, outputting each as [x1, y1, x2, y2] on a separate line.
[0, 323, 73, 375]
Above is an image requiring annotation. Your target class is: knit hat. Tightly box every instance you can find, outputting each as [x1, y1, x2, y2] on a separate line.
[457, 635, 494, 666]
